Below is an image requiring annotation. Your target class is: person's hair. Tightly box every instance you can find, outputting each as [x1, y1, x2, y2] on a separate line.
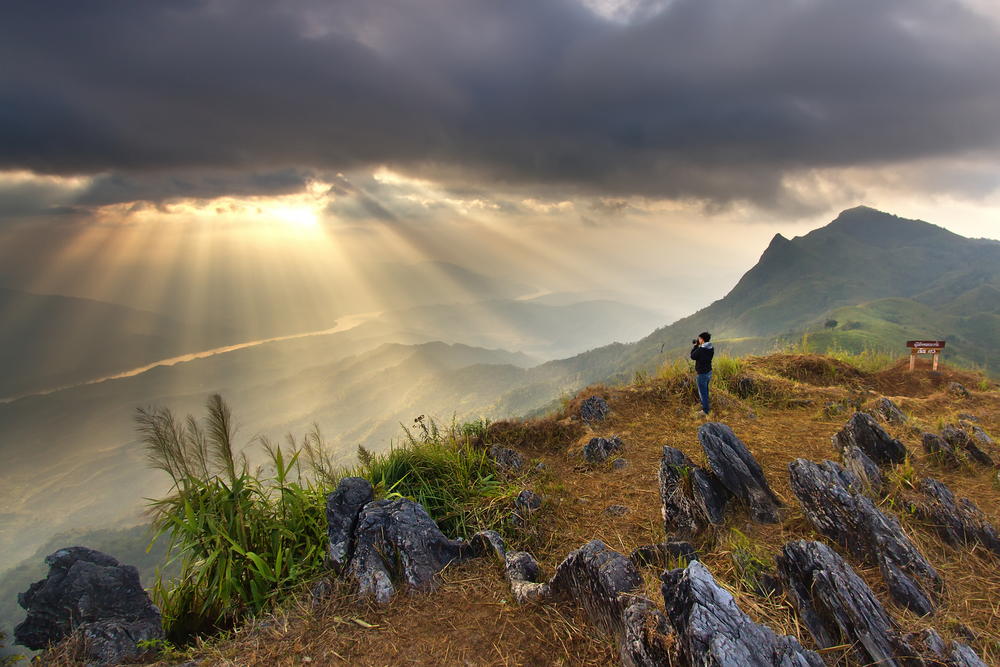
[699, 331, 711, 342]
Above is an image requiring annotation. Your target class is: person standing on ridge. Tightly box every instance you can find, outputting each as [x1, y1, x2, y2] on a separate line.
[691, 332, 714, 416]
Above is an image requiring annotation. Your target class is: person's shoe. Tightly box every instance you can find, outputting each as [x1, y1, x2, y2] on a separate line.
[695, 410, 708, 417]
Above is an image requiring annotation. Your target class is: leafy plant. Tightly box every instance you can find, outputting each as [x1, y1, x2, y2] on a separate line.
[138, 395, 328, 643]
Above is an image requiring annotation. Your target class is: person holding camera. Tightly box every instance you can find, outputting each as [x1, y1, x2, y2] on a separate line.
[690, 332, 714, 416]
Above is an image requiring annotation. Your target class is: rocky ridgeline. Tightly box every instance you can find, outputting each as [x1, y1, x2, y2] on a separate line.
[318, 402, 993, 666]
[17, 391, 997, 666]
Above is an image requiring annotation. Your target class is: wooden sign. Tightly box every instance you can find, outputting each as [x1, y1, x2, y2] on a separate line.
[906, 340, 945, 371]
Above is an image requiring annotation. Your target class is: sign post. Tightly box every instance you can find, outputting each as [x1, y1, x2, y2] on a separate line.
[906, 340, 945, 371]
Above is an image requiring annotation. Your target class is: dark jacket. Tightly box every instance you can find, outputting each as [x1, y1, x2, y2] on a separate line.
[691, 342, 714, 375]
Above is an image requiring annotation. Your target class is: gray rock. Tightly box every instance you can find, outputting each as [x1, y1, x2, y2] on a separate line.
[490, 445, 526, 472]
[619, 598, 674, 667]
[604, 505, 630, 517]
[14, 547, 163, 665]
[831, 412, 910, 465]
[823, 401, 845, 417]
[581, 395, 611, 423]
[841, 444, 884, 495]
[970, 425, 995, 447]
[776, 540, 917, 667]
[349, 498, 465, 605]
[736, 377, 757, 399]
[504, 551, 550, 604]
[549, 540, 643, 640]
[466, 530, 506, 562]
[949, 382, 970, 398]
[869, 397, 908, 423]
[907, 478, 1000, 557]
[787, 458, 941, 616]
[698, 422, 782, 524]
[326, 477, 375, 575]
[629, 541, 700, 569]
[922, 432, 960, 468]
[660, 560, 823, 667]
[659, 446, 709, 537]
[515, 489, 543, 513]
[612, 458, 629, 471]
[583, 436, 625, 464]
[942, 427, 994, 467]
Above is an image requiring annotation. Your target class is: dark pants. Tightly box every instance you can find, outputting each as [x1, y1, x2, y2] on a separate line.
[697, 372, 712, 413]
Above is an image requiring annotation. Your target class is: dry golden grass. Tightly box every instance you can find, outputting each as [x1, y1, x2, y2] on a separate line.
[36, 355, 1000, 667]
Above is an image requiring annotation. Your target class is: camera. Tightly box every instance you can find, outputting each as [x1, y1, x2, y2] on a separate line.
[692, 339, 699, 345]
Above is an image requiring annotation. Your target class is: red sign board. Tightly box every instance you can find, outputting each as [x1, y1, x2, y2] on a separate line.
[906, 340, 946, 349]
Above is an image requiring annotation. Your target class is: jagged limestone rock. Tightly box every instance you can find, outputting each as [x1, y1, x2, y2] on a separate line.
[584, 436, 625, 464]
[942, 427, 994, 467]
[776, 540, 918, 667]
[350, 498, 486, 605]
[325, 476, 375, 575]
[904, 629, 990, 667]
[14, 547, 163, 665]
[619, 598, 674, 667]
[948, 382, 970, 398]
[840, 444, 884, 495]
[831, 412, 909, 465]
[490, 445, 526, 472]
[907, 478, 1000, 557]
[922, 432, 961, 468]
[549, 540, 644, 639]
[581, 395, 611, 423]
[869, 397, 908, 424]
[697, 422, 782, 524]
[658, 446, 708, 537]
[660, 561, 823, 667]
[788, 458, 941, 616]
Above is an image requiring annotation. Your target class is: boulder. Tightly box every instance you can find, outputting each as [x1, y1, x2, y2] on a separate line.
[515, 489, 543, 513]
[697, 422, 782, 524]
[581, 396, 611, 423]
[922, 433, 960, 468]
[776, 540, 918, 667]
[325, 477, 375, 575]
[787, 459, 941, 616]
[348, 498, 503, 605]
[942, 427, 994, 467]
[831, 412, 909, 465]
[660, 561, 823, 667]
[906, 478, 1000, 557]
[583, 436, 625, 464]
[14, 547, 163, 665]
[629, 542, 699, 569]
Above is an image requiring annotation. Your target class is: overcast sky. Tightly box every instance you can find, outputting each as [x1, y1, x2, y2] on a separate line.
[1, 0, 999, 319]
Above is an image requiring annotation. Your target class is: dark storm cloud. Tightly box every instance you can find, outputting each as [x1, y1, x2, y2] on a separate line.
[2, 0, 1000, 208]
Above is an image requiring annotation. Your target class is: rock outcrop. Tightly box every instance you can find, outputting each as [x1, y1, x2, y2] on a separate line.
[840, 444, 884, 495]
[869, 397, 908, 424]
[581, 396, 611, 423]
[942, 427, 994, 467]
[326, 476, 375, 575]
[776, 540, 919, 667]
[15, 547, 163, 665]
[583, 436, 625, 464]
[660, 561, 823, 667]
[326, 480, 504, 605]
[922, 432, 961, 468]
[788, 458, 941, 615]
[906, 478, 1000, 557]
[697, 422, 782, 524]
[831, 412, 909, 465]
